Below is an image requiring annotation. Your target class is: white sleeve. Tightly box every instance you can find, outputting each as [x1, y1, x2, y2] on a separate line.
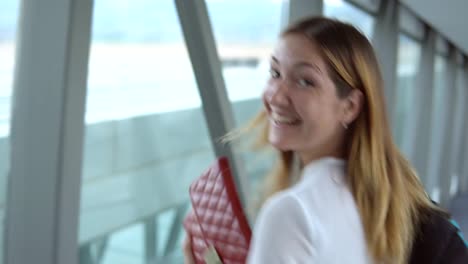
[246, 192, 317, 264]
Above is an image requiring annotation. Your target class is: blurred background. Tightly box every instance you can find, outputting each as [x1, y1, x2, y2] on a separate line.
[0, 0, 467, 263]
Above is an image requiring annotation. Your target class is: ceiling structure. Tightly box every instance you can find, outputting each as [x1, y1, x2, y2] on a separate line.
[400, 0, 468, 55]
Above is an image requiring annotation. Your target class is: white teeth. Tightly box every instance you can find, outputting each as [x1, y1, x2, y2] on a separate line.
[271, 112, 298, 125]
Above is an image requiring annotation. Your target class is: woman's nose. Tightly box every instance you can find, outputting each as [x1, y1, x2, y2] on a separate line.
[265, 82, 290, 107]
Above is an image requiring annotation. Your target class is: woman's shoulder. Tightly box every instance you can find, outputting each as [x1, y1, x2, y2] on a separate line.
[248, 190, 318, 261]
[258, 190, 307, 221]
[409, 208, 468, 263]
[255, 189, 314, 233]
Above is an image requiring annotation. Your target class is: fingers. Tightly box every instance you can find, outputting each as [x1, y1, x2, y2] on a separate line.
[182, 236, 196, 264]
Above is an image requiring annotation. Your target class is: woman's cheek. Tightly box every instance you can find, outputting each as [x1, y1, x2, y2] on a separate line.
[262, 86, 273, 109]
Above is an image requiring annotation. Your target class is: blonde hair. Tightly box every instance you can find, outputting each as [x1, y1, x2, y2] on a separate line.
[227, 17, 442, 263]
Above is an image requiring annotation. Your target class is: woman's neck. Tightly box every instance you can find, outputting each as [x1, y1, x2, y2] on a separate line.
[298, 148, 345, 166]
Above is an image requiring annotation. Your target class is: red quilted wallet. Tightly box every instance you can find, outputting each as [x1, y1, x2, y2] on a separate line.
[183, 157, 252, 264]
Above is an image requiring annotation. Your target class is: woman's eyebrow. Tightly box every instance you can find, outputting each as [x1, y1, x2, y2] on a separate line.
[294, 61, 322, 75]
[270, 56, 279, 64]
[270, 56, 322, 75]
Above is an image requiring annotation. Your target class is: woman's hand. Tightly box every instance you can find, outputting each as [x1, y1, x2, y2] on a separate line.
[183, 235, 196, 264]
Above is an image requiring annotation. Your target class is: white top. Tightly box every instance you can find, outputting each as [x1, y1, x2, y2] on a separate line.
[247, 157, 372, 264]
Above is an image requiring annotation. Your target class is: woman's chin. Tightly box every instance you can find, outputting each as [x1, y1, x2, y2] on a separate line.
[269, 138, 294, 151]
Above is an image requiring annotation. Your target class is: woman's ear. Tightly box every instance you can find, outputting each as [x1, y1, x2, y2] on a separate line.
[342, 89, 363, 125]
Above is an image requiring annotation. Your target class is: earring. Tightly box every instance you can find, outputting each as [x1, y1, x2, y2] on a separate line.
[342, 121, 348, 129]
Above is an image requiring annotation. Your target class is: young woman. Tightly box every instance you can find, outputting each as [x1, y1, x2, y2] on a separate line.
[184, 17, 468, 264]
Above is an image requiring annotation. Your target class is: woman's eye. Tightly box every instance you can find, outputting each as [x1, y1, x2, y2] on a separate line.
[269, 69, 280, 79]
[298, 78, 314, 87]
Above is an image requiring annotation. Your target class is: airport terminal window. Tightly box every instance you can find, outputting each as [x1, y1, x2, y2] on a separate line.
[324, 0, 374, 39]
[395, 35, 421, 151]
[0, 0, 19, 261]
[79, 1, 215, 263]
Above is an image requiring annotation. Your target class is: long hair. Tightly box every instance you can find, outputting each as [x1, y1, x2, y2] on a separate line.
[226, 17, 441, 263]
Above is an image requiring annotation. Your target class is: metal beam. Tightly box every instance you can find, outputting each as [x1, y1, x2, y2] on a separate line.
[79, 245, 96, 264]
[144, 217, 157, 264]
[286, 0, 323, 25]
[399, 5, 424, 41]
[345, 0, 381, 14]
[95, 238, 108, 263]
[174, 0, 248, 208]
[163, 204, 187, 256]
[438, 46, 458, 207]
[372, 0, 399, 129]
[435, 36, 450, 57]
[4, 0, 93, 263]
[451, 59, 467, 196]
[461, 61, 468, 193]
[405, 27, 436, 189]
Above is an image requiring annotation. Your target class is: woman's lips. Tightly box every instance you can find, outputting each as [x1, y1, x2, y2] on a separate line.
[271, 111, 301, 126]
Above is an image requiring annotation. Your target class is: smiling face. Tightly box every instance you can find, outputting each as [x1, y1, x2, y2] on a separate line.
[263, 33, 353, 163]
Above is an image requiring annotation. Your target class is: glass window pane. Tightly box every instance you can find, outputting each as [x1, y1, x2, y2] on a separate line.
[324, 0, 374, 39]
[206, 0, 285, 198]
[79, 1, 215, 263]
[395, 35, 421, 151]
[0, 0, 19, 261]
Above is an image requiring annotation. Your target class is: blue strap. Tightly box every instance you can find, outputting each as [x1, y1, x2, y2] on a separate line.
[450, 219, 468, 248]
